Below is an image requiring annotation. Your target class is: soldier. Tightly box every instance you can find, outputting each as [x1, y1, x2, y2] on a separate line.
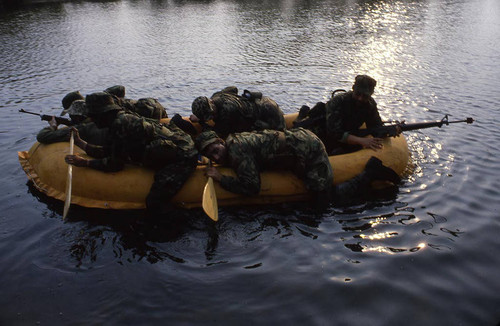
[64, 92, 198, 212]
[190, 86, 286, 138]
[36, 96, 108, 146]
[61, 90, 85, 114]
[195, 128, 400, 206]
[104, 85, 168, 120]
[294, 75, 400, 154]
[104, 85, 197, 134]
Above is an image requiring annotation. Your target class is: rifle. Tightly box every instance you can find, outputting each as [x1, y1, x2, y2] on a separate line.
[19, 109, 74, 126]
[353, 115, 474, 138]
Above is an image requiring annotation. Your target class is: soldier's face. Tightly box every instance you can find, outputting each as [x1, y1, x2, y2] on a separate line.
[205, 142, 226, 164]
[353, 91, 370, 104]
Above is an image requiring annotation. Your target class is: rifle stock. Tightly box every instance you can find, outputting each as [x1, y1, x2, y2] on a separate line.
[19, 109, 73, 126]
[353, 115, 474, 138]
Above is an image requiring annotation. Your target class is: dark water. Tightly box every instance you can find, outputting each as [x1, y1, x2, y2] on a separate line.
[1, 0, 499, 324]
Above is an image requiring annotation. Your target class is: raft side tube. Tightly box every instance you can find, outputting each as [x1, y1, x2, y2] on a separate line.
[18, 134, 408, 210]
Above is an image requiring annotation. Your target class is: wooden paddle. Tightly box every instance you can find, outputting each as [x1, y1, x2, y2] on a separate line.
[202, 161, 218, 221]
[62, 131, 74, 219]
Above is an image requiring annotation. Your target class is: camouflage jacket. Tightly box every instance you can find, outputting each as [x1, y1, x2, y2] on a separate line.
[220, 128, 330, 195]
[119, 97, 168, 120]
[86, 111, 196, 172]
[36, 121, 108, 146]
[325, 91, 383, 145]
[209, 89, 285, 137]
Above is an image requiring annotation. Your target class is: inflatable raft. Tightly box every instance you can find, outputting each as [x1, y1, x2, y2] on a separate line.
[18, 114, 410, 209]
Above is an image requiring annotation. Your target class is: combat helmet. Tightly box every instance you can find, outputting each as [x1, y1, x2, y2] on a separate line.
[192, 96, 216, 122]
[85, 92, 122, 116]
[353, 75, 377, 96]
[104, 85, 126, 98]
[195, 130, 221, 153]
[61, 99, 88, 117]
[62, 91, 84, 110]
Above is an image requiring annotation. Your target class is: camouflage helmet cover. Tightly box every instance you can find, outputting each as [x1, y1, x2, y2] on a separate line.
[62, 91, 84, 110]
[195, 130, 221, 153]
[353, 75, 377, 96]
[104, 85, 126, 98]
[61, 99, 88, 117]
[192, 96, 215, 122]
[85, 92, 123, 116]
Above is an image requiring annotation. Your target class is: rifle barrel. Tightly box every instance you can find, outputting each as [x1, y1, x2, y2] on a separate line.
[448, 118, 474, 124]
[400, 121, 444, 132]
[19, 109, 41, 116]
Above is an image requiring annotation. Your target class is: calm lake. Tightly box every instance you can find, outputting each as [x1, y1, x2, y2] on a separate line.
[1, 0, 499, 325]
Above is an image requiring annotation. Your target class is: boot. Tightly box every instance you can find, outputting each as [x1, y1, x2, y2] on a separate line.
[332, 157, 400, 202]
[363, 157, 401, 184]
[333, 171, 371, 201]
[172, 114, 197, 135]
[297, 105, 310, 120]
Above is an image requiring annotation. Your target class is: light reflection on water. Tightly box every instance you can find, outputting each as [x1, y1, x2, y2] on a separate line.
[1, 0, 500, 325]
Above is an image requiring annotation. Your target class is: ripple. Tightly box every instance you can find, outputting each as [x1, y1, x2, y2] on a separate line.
[2, 0, 500, 325]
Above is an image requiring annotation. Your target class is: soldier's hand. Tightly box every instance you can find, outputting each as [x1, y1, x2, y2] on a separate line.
[69, 127, 81, 140]
[394, 120, 405, 136]
[49, 116, 59, 130]
[360, 137, 383, 151]
[65, 154, 88, 167]
[205, 166, 222, 182]
[189, 114, 200, 123]
[69, 127, 86, 149]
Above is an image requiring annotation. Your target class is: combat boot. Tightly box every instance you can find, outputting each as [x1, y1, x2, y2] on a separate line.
[171, 113, 197, 135]
[332, 157, 400, 202]
[297, 105, 310, 120]
[363, 156, 401, 184]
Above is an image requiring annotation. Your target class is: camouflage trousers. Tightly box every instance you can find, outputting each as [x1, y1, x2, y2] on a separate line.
[146, 154, 198, 210]
[286, 128, 372, 201]
[142, 128, 198, 210]
[254, 97, 286, 131]
[284, 128, 333, 193]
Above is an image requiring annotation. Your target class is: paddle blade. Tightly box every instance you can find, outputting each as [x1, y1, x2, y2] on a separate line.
[202, 177, 218, 221]
[63, 132, 74, 219]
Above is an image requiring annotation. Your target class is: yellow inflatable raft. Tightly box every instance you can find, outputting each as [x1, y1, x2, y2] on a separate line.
[18, 114, 410, 209]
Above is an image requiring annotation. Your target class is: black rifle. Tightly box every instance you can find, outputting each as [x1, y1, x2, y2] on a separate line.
[352, 115, 474, 138]
[19, 109, 74, 126]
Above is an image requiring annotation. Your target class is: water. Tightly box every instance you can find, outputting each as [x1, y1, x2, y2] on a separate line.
[1, 0, 500, 324]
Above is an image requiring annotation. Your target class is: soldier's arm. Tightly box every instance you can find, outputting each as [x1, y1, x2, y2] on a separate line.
[87, 156, 125, 172]
[81, 139, 124, 171]
[219, 157, 261, 196]
[36, 126, 71, 144]
[325, 96, 347, 143]
[365, 99, 383, 128]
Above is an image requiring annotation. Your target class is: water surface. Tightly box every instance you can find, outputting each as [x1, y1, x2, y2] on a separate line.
[1, 0, 499, 324]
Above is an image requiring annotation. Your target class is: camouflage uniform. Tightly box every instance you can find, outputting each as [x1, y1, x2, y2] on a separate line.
[84, 111, 198, 208]
[104, 85, 168, 120]
[196, 127, 400, 205]
[127, 98, 168, 120]
[298, 91, 383, 154]
[216, 128, 332, 196]
[36, 121, 108, 146]
[37, 99, 109, 145]
[324, 90, 383, 153]
[195, 87, 286, 137]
